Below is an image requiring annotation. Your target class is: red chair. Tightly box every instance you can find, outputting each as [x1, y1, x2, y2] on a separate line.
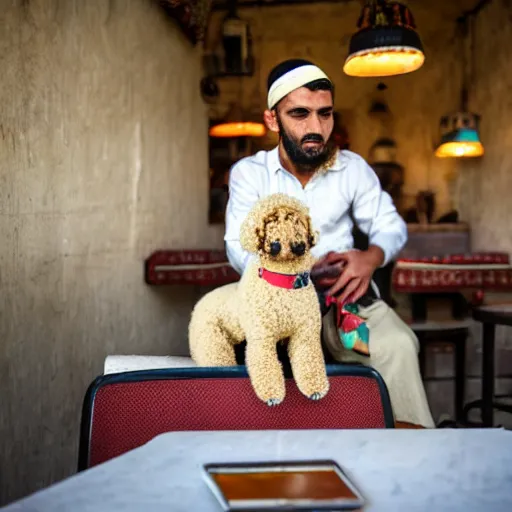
[78, 364, 394, 470]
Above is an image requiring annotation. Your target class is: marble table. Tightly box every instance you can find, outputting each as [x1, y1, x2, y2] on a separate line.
[3, 429, 512, 511]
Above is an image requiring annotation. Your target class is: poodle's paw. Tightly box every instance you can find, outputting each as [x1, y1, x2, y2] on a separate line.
[248, 366, 286, 407]
[254, 386, 285, 406]
[295, 373, 330, 402]
[308, 382, 329, 401]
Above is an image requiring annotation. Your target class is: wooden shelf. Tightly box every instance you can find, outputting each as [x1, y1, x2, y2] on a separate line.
[406, 223, 469, 233]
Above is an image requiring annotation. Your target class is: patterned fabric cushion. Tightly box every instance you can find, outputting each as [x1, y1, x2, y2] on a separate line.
[393, 259, 512, 292]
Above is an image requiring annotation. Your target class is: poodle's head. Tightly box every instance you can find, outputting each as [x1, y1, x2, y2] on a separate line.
[240, 193, 318, 262]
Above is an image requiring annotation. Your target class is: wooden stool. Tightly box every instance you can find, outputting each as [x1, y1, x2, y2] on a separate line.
[463, 305, 512, 427]
[411, 322, 469, 422]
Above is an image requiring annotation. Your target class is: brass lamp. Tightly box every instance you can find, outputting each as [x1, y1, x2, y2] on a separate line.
[344, 0, 425, 78]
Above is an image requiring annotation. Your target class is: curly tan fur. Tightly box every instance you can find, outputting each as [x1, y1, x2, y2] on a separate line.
[189, 193, 329, 406]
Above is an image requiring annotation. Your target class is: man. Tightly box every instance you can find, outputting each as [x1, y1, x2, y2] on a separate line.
[224, 59, 435, 428]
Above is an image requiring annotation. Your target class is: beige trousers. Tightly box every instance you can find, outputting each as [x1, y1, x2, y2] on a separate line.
[322, 299, 435, 428]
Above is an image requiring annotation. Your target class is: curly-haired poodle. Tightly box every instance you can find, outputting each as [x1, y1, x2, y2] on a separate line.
[189, 193, 329, 405]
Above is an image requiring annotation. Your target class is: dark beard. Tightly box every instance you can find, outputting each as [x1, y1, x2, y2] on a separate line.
[277, 115, 336, 173]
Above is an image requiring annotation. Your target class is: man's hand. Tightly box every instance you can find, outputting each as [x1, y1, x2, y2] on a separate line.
[326, 246, 385, 304]
[310, 252, 346, 291]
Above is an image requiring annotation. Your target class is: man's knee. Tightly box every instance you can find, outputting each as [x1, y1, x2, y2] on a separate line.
[365, 304, 419, 356]
[394, 329, 419, 358]
[373, 327, 419, 366]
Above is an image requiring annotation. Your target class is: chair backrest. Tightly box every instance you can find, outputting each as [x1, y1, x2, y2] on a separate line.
[78, 364, 394, 470]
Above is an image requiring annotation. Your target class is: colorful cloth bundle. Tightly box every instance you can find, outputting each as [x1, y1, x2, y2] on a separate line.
[325, 296, 370, 356]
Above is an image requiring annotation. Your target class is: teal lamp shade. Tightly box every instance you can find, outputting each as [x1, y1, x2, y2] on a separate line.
[435, 112, 484, 158]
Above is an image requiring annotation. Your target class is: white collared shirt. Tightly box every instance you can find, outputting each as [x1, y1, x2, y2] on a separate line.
[224, 146, 407, 277]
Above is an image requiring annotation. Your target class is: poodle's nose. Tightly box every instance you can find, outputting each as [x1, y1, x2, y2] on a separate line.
[270, 241, 281, 256]
[291, 241, 306, 256]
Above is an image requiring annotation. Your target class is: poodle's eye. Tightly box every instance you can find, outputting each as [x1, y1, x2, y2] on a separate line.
[290, 241, 306, 256]
[270, 241, 281, 256]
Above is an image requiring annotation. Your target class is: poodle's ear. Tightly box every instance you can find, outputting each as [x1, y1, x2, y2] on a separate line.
[240, 210, 267, 254]
[307, 217, 319, 248]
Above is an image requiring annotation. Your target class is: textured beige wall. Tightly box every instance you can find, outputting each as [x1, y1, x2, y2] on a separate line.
[206, 2, 461, 217]
[456, 0, 512, 254]
[0, 0, 222, 504]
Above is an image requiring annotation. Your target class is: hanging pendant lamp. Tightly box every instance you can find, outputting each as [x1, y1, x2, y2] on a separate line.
[344, 1, 425, 78]
[435, 111, 484, 158]
[209, 121, 266, 138]
[209, 103, 266, 138]
[435, 18, 484, 158]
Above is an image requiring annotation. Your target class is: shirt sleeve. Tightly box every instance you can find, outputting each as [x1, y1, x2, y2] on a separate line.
[348, 157, 407, 266]
[224, 161, 260, 275]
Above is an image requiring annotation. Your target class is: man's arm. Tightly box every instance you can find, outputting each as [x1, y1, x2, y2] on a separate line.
[224, 162, 260, 275]
[349, 157, 407, 267]
[324, 157, 407, 301]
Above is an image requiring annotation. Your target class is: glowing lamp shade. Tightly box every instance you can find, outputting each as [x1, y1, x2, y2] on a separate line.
[435, 112, 484, 158]
[435, 130, 484, 158]
[209, 121, 266, 138]
[344, 47, 424, 78]
[344, 1, 425, 78]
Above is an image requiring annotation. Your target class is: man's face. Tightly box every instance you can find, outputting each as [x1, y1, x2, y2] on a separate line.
[267, 87, 335, 171]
